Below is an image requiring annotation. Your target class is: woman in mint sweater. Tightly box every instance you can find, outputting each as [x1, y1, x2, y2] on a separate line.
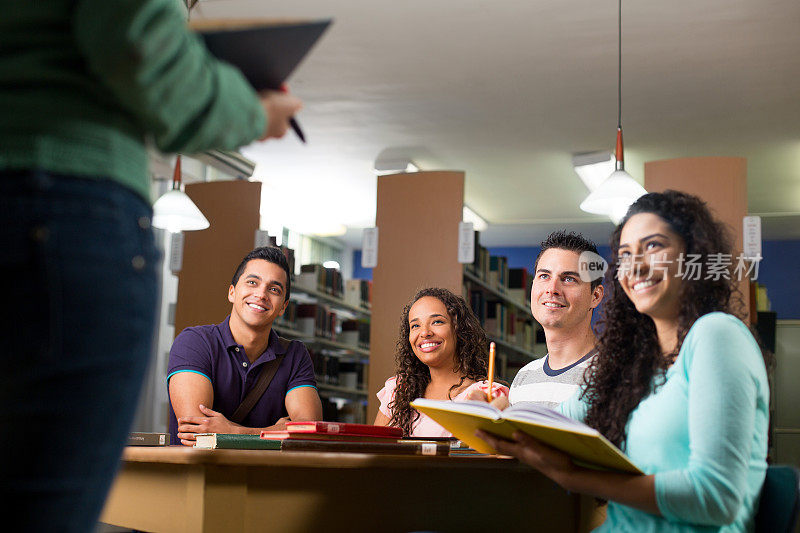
[480, 191, 770, 531]
[0, 1, 300, 531]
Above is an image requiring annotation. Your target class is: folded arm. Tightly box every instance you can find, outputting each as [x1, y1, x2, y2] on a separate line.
[285, 385, 323, 424]
[169, 371, 216, 446]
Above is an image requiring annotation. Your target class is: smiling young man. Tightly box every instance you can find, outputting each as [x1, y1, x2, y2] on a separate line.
[507, 231, 605, 408]
[167, 246, 322, 446]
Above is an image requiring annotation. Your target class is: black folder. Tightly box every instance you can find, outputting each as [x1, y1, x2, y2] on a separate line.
[191, 19, 332, 91]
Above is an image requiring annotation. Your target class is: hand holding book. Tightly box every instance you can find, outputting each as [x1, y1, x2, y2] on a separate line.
[411, 398, 642, 474]
[476, 428, 581, 481]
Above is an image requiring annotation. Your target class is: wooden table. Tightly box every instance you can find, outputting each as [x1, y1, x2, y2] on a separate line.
[101, 446, 598, 532]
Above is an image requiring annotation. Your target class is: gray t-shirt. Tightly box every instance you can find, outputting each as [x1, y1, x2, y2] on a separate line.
[508, 348, 597, 409]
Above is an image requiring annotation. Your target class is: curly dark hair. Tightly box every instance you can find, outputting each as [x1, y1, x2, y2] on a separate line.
[389, 287, 491, 436]
[582, 190, 770, 448]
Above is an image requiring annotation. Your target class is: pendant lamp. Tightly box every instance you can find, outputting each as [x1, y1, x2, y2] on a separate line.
[152, 155, 210, 232]
[580, 0, 646, 224]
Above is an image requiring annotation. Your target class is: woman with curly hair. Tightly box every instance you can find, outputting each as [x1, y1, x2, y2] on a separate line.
[479, 191, 770, 531]
[374, 287, 508, 437]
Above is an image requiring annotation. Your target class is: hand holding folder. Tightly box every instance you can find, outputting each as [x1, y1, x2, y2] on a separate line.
[259, 89, 303, 140]
[190, 18, 332, 143]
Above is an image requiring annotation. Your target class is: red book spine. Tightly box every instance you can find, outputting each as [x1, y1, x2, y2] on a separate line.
[285, 421, 402, 438]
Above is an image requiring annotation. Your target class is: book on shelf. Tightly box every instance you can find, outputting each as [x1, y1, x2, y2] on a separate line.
[195, 433, 281, 449]
[336, 361, 361, 390]
[296, 263, 345, 298]
[279, 301, 298, 326]
[310, 352, 364, 390]
[344, 279, 372, 309]
[469, 289, 486, 323]
[485, 299, 507, 340]
[279, 245, 296, 277]
[285, 421, 402, 438]
[489, 255, 509, 290]
[507, 267, 532, 305]
[473, 244, 490, 281]
[340, 319, 370, 349]
[410, 399, 643, 474]
[127, 432, 170, 446]
[297, 263, 323, 292]
[296, 303, 336, 339]
[310, 351, 339, 385]
[324, 266, 343, 297]
[190, 19, 332, 93]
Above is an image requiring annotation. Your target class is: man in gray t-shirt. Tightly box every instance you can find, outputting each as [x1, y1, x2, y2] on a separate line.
[508, 231, 604, 407]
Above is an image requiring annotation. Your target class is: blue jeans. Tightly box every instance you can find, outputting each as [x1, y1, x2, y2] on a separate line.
[0, 170, 160, 532]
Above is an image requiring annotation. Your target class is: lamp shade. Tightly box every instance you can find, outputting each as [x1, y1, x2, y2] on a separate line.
[152, 189, 210, 232]
[572, 151, 615, 192]
[579, 169, 647, 224]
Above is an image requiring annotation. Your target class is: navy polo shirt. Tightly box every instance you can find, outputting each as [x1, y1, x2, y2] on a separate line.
[166, 316, 316, 443]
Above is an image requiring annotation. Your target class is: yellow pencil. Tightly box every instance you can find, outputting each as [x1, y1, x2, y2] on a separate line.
[487, 341, 496, 402]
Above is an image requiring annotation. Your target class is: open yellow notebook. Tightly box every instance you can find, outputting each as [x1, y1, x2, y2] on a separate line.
[411, 399, 643, 474]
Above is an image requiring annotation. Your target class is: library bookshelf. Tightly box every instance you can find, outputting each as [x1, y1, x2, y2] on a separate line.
[273, 280, 372, 423]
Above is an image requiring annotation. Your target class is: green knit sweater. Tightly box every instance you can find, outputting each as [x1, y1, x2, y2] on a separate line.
[0, 0, 266, 201]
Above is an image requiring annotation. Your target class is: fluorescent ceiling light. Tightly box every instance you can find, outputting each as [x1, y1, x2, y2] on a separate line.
[573, 151, 615, 192]
[373, 158, 419, 176]
[463, 205, 488, 232]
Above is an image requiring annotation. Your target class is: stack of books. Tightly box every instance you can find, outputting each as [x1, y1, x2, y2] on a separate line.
[195, 422, 451, 456]
[297, 264, 344, 297]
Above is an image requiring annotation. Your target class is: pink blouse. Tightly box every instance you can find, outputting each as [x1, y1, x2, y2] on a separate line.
[376, 376, 509, 437]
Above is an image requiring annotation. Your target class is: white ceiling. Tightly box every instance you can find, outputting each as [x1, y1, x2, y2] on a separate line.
[194, 0, 800, 248]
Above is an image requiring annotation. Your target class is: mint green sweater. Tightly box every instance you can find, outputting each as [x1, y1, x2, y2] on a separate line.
[561, 313, 769, 532]
[0, 0, 266, 201]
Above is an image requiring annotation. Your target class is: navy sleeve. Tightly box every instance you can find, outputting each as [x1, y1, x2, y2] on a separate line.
[167, 328, 213, 384]
[285, 341, 317, 392]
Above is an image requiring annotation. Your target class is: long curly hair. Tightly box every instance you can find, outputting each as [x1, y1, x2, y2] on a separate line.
[582, 190, 770, 448]
[389, 287, 490, 436]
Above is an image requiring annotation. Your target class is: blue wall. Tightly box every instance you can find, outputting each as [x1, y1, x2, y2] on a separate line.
[351, 250, 372, 280]
[352, 240, 800, 319]
[758, 240, 800, 319]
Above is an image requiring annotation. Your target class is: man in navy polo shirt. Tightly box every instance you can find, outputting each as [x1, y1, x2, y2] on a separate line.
[167, 246, 322, 446]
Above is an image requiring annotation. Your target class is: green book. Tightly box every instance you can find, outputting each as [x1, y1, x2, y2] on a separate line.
[194, 433, 281, 450]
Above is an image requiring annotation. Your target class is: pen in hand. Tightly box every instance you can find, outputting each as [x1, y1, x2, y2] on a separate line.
[280, 84, 306, 143]
[487, 342, 496, 402]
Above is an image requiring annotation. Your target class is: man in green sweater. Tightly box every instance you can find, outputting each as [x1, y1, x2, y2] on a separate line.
[0, 1, 301, 530]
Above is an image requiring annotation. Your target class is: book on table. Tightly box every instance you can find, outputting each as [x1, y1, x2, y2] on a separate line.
[195, 433, 281, 450]
[127, 432, 170, 446]
[195, 433, 449, 455]
[260, 430, 400, 443]
[279, 439, 450, 456]
[284, 421, 403, 438]
[410, 399, 643, 474]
